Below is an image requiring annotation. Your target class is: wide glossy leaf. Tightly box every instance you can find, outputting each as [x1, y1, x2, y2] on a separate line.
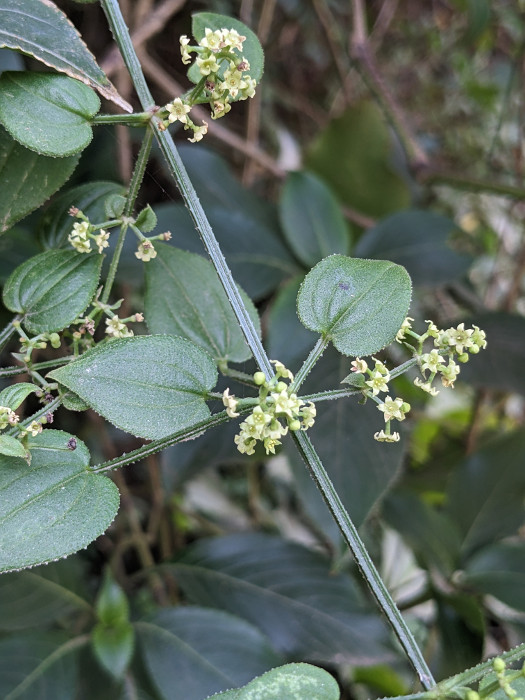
[463, 542, 525, 612]
[0, 72, 99, 156]
[208, 663, 340, 700]
[267, 275, 318, 373]
[354, 210, 472, 286]
[297, 255, 412, 356]
[0, 0, 130, 111]
[0, 559, 92, 631]
[287, 348, 405, 539]
[154, 203, 296, 300]
[306, 102, 410, 217]
[38, 180, 126, 249]
[446, 429, 525, 557]
[2, 249, 102, 334]
[459, 312, 525, 396]
[0, 127, 79, 233]
[188, 13, 264, 85]
[145, 245, 260, 363]
[0, 382, 38, 410]
[136, 607, 282, 700]
[171, 533, 391, 664]
[48, 335, 218, 440]
[0, 631, 81, 699]
[279, 171, 349, 268]
[0, 430, 119, 573]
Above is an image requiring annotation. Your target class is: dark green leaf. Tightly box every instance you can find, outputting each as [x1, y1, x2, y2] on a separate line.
[459, 312, 525, 396]
[0, 430, 119, 573]
[0, 631, 82, 699]
[465, 0, 491, 43]
[92, 622, 134, 680]
[60, 390, 89, 412]
[38, 181, 126, 249]
[0, 72, 99, 156]
[463, 542, 525, 612]
[306, 102, 410, 217]
[287, 348, 405, 538]
[96, 572, 130, 627]
[0, 0, 131, 111]
[0, 127, 79, 233]
[145, 245, 260, 363]
[446, 429, 525, 557]
[171, 533, 391, 664]
[2, 249, 103, 334]
[0, 382, 38, 410]
[104, 193, 126, 220]
[434, 594, 484, 679]
[136, 607, 282, 700]
[352, 665, 408, 696]
[297, 255, 412, 356]
[189, 13, 264, 84]
[135, 205, 157, 233]
[208, 663, 340, 700]
[0, 435, 28, 459]
[354, 210, 472, 286]
[48, 335, 218, 440]
[279, 171, 349, 267]
[480, 674, 525, 700]
[0, 559, 92, 631]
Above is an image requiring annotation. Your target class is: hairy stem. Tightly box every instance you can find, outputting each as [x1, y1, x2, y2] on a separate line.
[291, 335, 330, 393]
[0, 316, 19, 354]
[93, 112, 152, 125]
[0, 356, 72, 378]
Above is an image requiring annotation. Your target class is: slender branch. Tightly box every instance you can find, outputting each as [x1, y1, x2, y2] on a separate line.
[7, 395, 63, 436]
[292, 429, 435, 691]
[437, 643, 525, 693]
[0, 356, 72, 378]
[101, 124, 154, 304]
[420, 170, 525, 199]
[92, 112, 151, 125]
[290, 336, 330, 393]
[0, 316, 19, 354]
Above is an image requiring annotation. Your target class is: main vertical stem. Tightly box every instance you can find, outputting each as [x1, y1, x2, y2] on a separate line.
[100, 0, 436, 687]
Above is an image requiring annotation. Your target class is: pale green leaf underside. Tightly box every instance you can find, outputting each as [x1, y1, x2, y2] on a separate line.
[0, 0, 131, 111]
[0, 72, 100, 157]
[0, 383, 38, 410]
[2, 249, 103, 334]
[297, 255, 412, 357]
[48, 335, 218, 440]
[145, 245, 260, 363]
[0, 127, 79, 233]
[207, 663, 340, 700]
[0, 430, 119, 573]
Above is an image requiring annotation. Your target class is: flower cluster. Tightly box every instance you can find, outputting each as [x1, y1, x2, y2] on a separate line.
[0, 405, 19, 430]
[163, 27, 257, 142]
[67, 212, 111, 254]
[224, 360, 316, 456]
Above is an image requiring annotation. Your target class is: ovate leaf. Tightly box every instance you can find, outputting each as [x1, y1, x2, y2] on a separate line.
[207, 663, 340, 700]
[0, 127, 79, 233]
[0, 72, 99, 156]
[279, 171, 349, 268]
[0, 430, 119, 573]
[2, 249, 102, 334]
[188, 13, 264, 85]
[136, 607, 282, 700]
[145, 245, 260, 363]
[463, 542, 525, 612]
[92, 622, 134, 680]
[0, 0, 131, 111]
[48, 335, 218, 440]
[0, 435, 28, 459]
[0, 382, 38, 410]
[297, 255, 412, 356]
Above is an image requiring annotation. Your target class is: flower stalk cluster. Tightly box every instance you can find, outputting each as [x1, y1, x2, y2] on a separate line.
[162, 27, 257, 142]
[223, 360, 316, 456]
[350, 318, 487, 443]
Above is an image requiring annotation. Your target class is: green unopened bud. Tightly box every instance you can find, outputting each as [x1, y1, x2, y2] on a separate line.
[48, 333, 61, 348]
[469, 344, 480, 354]
[458, 352, 469, 363]
[276, 381, 287, 393]
[493, 657, 506, 673]
[253, 372, 266, 385]
[466, 691, 480, 700]
[289, 419, 301, 431]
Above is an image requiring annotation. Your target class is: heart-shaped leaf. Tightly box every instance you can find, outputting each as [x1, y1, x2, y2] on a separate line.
[297, 255, 412, 356]
[48, 335, 218, 440]
[0, 0, 131, 111]
[145, 245, 260, 363]
[0, 430, 119, 573]
[2, 249, 103, 334]
[0, 72, 100, 156]
[0, 127, 79, 233]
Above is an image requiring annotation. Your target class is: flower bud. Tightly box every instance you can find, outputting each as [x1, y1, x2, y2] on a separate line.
[253, 372, 266, 385]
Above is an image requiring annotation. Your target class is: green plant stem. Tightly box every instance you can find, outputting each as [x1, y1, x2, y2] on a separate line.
[7, 395, 63, 436]
[420, 170, 525, 199]
[0, 316, 19, 354]
[0, 356, 72, 378]
[302, 388, 362, 403]
[101, 125, 154, 305]
[291, 335, 330, 393]
[101, 1, 434, 686]
[93, 112, 152, 125]
[438, 642, 525, 693]
[292, 428, 435, 691]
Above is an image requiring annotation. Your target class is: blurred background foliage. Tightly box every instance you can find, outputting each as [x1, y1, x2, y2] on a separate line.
[2, 0, 525, 698]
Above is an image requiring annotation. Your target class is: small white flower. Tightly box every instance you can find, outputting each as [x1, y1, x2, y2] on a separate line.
[94, 229, 110, 254]
[166, 97, 192, 124]
[351, 358, 368, 374]
[135, 241, 157, 262]
[374, 430, 400, 443]
[187, 121, 208, 143]
[199, 28, 224, 52]
[222, 388, 240, 418]
[221, 28, 246, 51]
[414, 377, 439, 396]
[105, 315, 133, 339]
[365, 370, 390, 396]
[378, 396, 409, 422]
[180, 35, 192, 65]
[196, 54, 220, 76]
